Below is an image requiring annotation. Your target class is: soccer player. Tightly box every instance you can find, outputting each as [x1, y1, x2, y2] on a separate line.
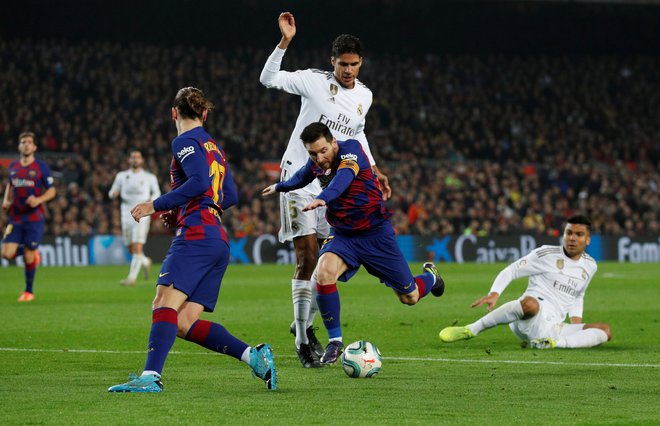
[439, 215, 612, 349]
[2, 132, 56, 302]
[109, 148, 161, 286]
[108, 87, 276, 393]
[262, 122, 444, 364]
[260, 11, 391, 368]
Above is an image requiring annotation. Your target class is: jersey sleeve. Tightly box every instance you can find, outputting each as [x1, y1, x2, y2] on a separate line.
[153, 138, 209, 211]
[149, 173, 161, 200]
[220, 160, 238, 211]
[39, 161, 55, 189]
[489, 247, 550, 295]
[259, 46, 313, 97]
[109, 172, 123, 198]
[276, 159, 317, 192]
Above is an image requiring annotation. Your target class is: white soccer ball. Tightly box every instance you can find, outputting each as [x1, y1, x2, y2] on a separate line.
[340, 340, 383, 378]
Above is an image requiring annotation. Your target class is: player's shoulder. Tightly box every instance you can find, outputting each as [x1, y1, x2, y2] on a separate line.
[36, 159, 52, 171]
[580, 251, 597, 267]
[355, 78, 372, 93]
[532, 245, 562, 258]
[309, 68, 333, 79]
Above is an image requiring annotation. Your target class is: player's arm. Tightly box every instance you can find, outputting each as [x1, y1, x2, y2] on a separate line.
[27, 163, 56, 208]
[108, 173, 122, 199]
[304, 158, 359, 211]
[137, 140, 207, 221]
[149, 174, 161, 200]
[262, 161, 316, 196]
[2, 183, 13, 210]
[355, 127, 391, 200]
[220, 161, 238, 211]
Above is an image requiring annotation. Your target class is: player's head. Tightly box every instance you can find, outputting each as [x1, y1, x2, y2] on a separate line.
[562, 215, 592, 259]
[127, 148, 144, 170]
[172, 87, 214, 123]
[331, 34, 363, 89]
[300, 122, 338, 170]
[18, 132, 37, 158]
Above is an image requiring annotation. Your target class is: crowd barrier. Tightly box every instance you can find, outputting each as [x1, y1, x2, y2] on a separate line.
[2, 234, 658, 267]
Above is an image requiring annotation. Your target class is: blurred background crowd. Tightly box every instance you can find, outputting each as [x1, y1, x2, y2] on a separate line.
[0, 1, 658, 240]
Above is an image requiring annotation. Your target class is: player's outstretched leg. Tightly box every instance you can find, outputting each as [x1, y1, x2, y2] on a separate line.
[108, 373, 163, 393]
[248, 343, 277, 390]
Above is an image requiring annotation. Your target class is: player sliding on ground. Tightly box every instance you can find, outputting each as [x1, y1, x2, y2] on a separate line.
[263, 122, 445, 365]
[440, 215, 612, 349]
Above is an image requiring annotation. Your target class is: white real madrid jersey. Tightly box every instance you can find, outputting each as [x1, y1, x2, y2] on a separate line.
[109, 169, 161, 219]
[260, 46, 375, 194]
[489, 245, 598, 319]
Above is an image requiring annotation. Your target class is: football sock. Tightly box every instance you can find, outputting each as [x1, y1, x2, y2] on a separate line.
[469, 300, 524, 335]
[142, 256, 151, 267]
[143, 307, 178, 375]
[414, 273, 435, 298]
[292, 279, 312, 348]
[24, 259, 37, 294]
[128, 253, 143, 280]
[240, 347, 252, 364]
[185, 320, 249, 361]
[316, 283, 341, 340]
[307, 276, 319, 328]
[556, 328, 609, 348]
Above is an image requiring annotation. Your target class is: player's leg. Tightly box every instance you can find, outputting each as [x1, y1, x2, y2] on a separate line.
[547, 322, 611, 349]
[440, 296, 536, 343]
[1, 241, 19, 260]
[2, 222, 22, 260]
[136, 216, 152, 279]
[16, 221, 44, 301]
[125, 220, 148, 284]
[119, 219, 137, 285]
[315, 251, 350, 364]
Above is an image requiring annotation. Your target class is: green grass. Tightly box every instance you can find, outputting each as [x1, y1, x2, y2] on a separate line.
[1, 262, 659, 425]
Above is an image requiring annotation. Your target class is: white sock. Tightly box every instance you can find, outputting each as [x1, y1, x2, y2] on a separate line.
[307, 276, 319, 328]
[142, 256, 151, 267]
[128, 254, 143, 280]
[240, 346, 252, 364]
[469, 300, 524, 335]
[556, 328, 608, 348]
[141, 370, 160, 378]
[292, 279, 312, 348]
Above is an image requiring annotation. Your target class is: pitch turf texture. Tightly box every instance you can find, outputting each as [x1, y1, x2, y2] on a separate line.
[1, 263, 658, 425]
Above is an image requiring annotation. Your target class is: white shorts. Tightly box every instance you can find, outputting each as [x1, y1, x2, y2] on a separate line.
[509, 298, 585, 341]
[278, 190, 330, 243]
[121, 216, 151, 245]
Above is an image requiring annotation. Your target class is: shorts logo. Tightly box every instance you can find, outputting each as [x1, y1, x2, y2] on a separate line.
[340, 153, 358, 161]
[177, 146, 195, 161]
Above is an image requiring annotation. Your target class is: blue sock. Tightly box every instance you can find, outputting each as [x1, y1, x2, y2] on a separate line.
[414, 273, 435, 298]
[144, 307, 178, 375]
[185, 320, 249, 361]
[316, 283, 341, 339]
[25, 260, 37, 294]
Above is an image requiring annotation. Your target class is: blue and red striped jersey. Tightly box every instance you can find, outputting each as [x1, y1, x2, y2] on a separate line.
[7, 159, 54, 223]
[277, 139, 389, 233]
[153, 126, 237, 242]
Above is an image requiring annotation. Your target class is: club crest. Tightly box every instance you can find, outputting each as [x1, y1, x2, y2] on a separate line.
[357, 104, 363, 115]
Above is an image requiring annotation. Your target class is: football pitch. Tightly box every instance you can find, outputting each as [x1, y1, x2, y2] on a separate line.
[1, 262, 658, 425]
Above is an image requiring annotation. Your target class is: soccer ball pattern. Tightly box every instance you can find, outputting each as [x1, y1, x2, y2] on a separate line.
[340, 340, 383, 378]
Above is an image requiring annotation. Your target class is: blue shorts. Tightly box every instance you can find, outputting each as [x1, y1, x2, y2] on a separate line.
[319, 225, 416, 294]
[2, 220, 45, 249]
[157, 238, 230, 312]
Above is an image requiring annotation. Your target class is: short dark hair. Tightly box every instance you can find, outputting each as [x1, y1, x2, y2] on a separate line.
[331, 34, 362, 57]
[173, 87, 214, 120]
[19, 132, 36, 143]
[300, 122, 333, 145]
[128, 148, 143, 156]
[566, 215, 592, 232]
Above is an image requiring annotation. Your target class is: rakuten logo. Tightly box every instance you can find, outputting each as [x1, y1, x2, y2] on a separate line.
[177, 146, 195, 161]
[341, 153, 357, 161]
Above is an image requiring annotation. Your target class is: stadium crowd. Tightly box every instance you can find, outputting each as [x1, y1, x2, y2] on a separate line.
[0, 38, 658, 238]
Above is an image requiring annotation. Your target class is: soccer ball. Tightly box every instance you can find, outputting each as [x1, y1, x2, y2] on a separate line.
[340, 340, 382, 378]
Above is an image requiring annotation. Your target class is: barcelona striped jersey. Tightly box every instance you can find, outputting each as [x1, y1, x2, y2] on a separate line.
[276, 139, 389, 233]
[153, 126, 237, 242]
[7, 159, 54, 223]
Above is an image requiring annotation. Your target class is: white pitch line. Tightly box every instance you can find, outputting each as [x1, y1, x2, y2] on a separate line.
[1, 347, 658, 368]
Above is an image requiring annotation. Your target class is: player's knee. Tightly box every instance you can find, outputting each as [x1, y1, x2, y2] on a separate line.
[599, 324, 612, 340]
[295, 251, 318, 278]
[520, 296, 539, 317]
[398, 293, 419, 306]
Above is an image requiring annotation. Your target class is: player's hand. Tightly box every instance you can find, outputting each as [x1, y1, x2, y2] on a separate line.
[160, 209, 178, 229]
[278, 12, 296, 44]
[2, 200, 10, 210]
[261, 184, 278, 197]
[376, 171, 392, 201]
[471, 292, 500, 311]
[26, 195, 40, 208]
[131, 201, 155, 222]
[302, 199, 326, 211]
